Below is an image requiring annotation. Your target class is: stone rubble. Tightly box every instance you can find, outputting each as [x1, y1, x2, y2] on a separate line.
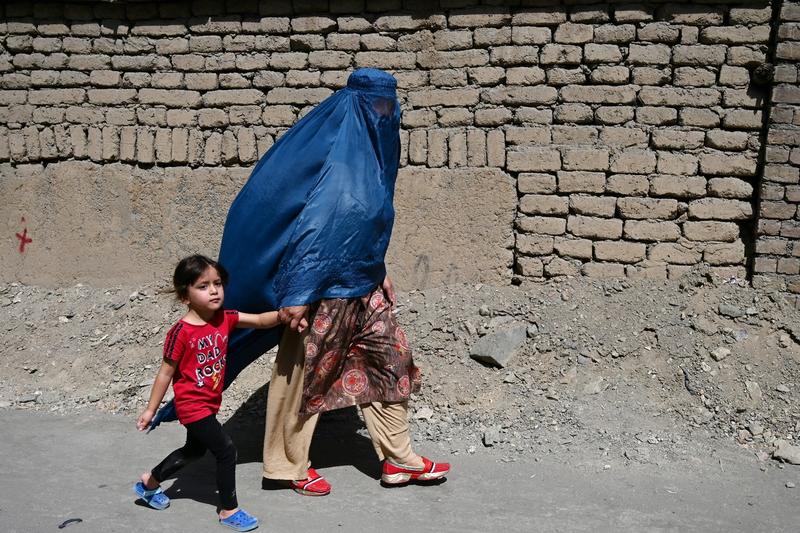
[0, 267, 798, 469]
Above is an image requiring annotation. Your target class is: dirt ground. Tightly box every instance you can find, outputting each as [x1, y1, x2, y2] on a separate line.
[2, 267, 800, 472]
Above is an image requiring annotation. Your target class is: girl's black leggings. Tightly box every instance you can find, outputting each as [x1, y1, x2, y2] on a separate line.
[151, 414, 238, 510]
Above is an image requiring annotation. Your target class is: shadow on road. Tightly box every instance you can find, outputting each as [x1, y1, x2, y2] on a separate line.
[162, 382, 382, 507]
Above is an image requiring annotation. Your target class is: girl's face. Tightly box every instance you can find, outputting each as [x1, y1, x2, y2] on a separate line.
[182, 266, 225, 316]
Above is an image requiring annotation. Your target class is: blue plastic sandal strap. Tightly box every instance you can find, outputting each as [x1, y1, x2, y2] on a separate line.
[220, 509, 258, 532]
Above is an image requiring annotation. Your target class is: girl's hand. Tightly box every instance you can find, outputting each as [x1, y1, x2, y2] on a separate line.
[137, 409, 155, 431]
[296, 316, 308, 332]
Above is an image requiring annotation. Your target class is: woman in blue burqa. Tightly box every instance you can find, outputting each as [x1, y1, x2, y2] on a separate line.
[219, 68, 450, 494]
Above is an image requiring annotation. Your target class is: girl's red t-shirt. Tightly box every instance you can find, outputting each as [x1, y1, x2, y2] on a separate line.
[162, 309, 239, 424]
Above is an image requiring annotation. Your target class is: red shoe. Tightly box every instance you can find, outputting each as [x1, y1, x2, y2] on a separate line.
[291, 467, 331, 496]
[381, 456, 450, 485]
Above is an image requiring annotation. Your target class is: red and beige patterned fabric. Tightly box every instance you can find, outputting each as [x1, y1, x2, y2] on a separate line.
[299, 286, 421, 415]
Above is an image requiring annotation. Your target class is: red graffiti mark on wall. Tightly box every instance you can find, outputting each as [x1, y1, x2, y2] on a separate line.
[16, 217, 32, 253]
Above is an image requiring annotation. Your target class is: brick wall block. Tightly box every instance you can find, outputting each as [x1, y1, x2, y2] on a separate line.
[607, 174, 649, 196]
[707, 178, 753, 199]
[562, 149, 610, 172]
[688, 198, 754, 220]
[567, 215, 623, 239]
[519, 194, 569, 216]
[544, 256, 581, 276]
[593, 239, 647, 263]
[699, 153, 758, 176]
[482, 86, 558, 105]
[650, 175, 707, 198]
[554, 237, 593, 259]
[507, 148, 561, 172]
[139, 88, 201, 107]
[624, 220, 682, 241]
[617, 197, 679, 220]
[649, 242, 703, 264]
[558, 171, 605, 193]
[518, 234, 555, 256]
[569, 194, 616, 217]
[516, 216, 567, 235]
[681, 221, 740, 243]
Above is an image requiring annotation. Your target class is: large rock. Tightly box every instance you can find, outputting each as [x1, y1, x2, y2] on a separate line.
[469, 323, 528, 367]
[773, 440, 800, 465]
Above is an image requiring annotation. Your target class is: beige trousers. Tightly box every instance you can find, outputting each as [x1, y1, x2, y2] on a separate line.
[262, 329, 415, 480]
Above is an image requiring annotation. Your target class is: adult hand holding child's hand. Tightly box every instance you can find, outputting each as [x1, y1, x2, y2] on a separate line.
[279, 305, 309, 333]
[382, 275, 396, 306]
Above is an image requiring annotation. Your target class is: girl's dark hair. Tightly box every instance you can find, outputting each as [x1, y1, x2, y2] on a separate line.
[173, 255, 229, 299]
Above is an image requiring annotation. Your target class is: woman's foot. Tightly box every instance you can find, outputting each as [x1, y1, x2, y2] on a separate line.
[219, 508, 259, 532]
[290, 467, 331, 496]
[400, 454, 425, 468]
[381, 456, 450, 485]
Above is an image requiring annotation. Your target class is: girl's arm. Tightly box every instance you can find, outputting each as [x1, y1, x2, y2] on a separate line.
[238, 310, 307, 330]
[136, 359, 177, 431]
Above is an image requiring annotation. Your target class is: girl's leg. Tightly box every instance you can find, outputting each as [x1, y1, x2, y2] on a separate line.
[263, 328, 320, 480]
[360, 401, 421, 466]
[184, 415, 239, 513]
[147, 429, 207, 487]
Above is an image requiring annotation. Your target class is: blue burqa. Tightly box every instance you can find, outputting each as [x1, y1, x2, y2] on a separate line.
[150, 68, 401, 430]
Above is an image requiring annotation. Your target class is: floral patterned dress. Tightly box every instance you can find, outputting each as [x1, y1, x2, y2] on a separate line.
[299, 286, 421, 416]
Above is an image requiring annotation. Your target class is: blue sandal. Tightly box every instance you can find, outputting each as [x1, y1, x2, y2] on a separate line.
[134, 481, 170, 510]
[219, 509, 259, 532]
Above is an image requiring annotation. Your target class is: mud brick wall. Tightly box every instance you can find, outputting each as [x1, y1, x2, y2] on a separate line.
[753, 1, 800, 304]
[0, 0, 792, 289]
[499, 2, 771, 281]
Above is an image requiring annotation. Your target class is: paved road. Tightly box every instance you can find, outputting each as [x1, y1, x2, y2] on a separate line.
[0, 409, 797, 532]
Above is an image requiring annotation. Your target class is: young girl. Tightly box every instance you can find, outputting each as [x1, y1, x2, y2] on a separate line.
[134, 255, 304, 532]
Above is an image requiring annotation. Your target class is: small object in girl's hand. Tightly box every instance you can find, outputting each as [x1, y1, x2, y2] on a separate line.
[58, 518, 83, 529]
